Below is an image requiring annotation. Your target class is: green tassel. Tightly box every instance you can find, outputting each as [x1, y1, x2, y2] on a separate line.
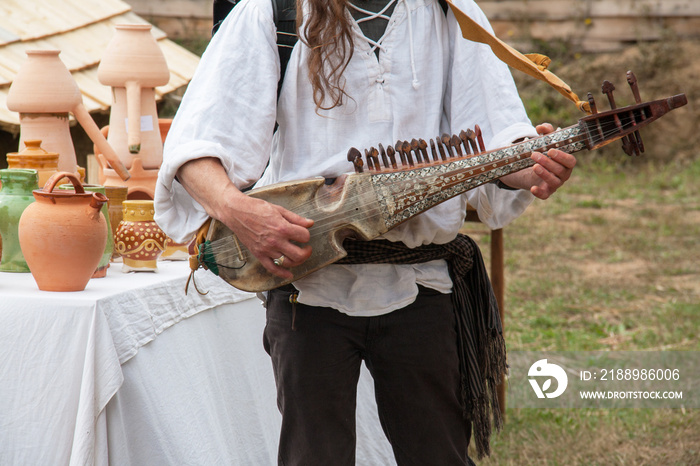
[198, 240, 220, 276]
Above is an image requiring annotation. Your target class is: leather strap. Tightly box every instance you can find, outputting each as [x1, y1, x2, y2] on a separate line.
[445, 0, 591, 114]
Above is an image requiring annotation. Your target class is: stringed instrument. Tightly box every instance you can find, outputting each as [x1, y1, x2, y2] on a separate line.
[191, 72, 687, 292]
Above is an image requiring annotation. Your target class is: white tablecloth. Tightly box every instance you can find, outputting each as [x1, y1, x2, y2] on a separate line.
[0, 261, 395, 465]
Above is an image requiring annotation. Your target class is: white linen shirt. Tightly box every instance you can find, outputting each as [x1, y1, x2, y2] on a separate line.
[155, 0, 537, 316]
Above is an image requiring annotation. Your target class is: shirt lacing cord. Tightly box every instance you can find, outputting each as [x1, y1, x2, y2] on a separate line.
[348, 0, 420, 89]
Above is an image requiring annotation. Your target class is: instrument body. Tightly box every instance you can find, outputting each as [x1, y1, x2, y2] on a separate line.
[195, 87, 687, 292]
[202, 174, 390, 292]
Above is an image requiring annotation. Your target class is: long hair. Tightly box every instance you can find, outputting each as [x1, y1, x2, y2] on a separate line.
[298, 0, 355, 110]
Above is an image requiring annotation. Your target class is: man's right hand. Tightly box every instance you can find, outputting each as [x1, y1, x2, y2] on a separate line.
[177, 157, 314, 279]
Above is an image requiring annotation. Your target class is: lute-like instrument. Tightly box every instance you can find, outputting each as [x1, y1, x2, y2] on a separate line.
[191, 72, 686, 292]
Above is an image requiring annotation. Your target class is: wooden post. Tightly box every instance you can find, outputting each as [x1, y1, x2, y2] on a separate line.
[490, 228, 506, 418]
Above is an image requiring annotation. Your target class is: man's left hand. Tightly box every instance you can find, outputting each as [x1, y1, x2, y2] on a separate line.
[498, 123, 577, 200]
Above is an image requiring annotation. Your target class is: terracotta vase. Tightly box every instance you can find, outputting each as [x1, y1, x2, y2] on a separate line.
[98, 24, 170, 170]
[104, 185, 129, 260]
[6, 139, 59, 187]
[95, 119, 172, 200]
[6, 49, 130, 181]
[58, 184, 113, 277]
[18, 172, 108, 291]
[114, 200, 166, 272]
[0, 169, 39, 272]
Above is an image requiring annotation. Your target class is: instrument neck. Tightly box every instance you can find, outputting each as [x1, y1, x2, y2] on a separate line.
[370, 124, 587, 228]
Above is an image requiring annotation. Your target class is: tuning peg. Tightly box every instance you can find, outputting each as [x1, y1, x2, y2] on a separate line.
[601, 80, 617, 109]
[587, 92, 598, 114]
[474, 125, 485, 152]
[435, 137, 448, 160]
[451, 134, 463, 157]
[364, 149, 374, 170]
[602, 80, 639, 156]
[378, 143, 389, 168]
[418, 139, 429, 163]
[459, 130, 471, 155]
[369, 147, 381, 170]
[347, 147, 363, 173]
[410, 139, 422, 163]
[429, 139, 440, 161]
[464, 128, 479, 154]
[386, 144, 398, 168]
[625, 71, 645, 154]
[395, 140, 408, 166]
[441, 134, 455, 157]
[402, 141, 414, 166]
[626, 71, 642, 104]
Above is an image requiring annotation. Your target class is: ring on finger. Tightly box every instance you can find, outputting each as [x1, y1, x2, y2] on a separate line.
[273, 255, 285, 267]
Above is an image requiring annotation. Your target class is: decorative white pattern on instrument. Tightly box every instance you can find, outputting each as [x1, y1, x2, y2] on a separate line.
[372, 125, 586, 228]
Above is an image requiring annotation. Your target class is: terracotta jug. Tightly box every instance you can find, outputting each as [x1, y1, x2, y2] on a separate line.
[0, 169, 39, 272]
[58, 183, 114, 277]
[115, 200, 166, 272]
[6, 140, 59, 187]
[18, 172, 108, 291]
[6, 50, 130, 181]
[98, 24, 170, 170]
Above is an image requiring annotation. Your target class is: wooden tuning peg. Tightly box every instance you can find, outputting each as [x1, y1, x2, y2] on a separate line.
[459, 130, 471, 155]
[402, 141, 414, 166]
[450, 134, 463, 157]
[347, 147, 363, 173]
[474, 125, 485, 152]
[386, 144, 398, 168]
[410, 139, 422, 163]
[378, 143, 390, 168]
[441, 134, 455, 157]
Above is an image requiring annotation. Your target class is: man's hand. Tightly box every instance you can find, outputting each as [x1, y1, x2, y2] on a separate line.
[177, 157, 313, 280]
[499, 123, 577, 199]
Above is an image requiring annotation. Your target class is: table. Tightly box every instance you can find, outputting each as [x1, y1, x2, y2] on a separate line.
[0, 261, 395, 465]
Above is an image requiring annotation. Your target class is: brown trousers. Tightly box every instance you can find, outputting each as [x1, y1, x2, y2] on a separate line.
[263, 285, 475, 466]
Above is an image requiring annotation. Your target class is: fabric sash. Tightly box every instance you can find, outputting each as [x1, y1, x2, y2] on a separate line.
[338, 234, 506, 459]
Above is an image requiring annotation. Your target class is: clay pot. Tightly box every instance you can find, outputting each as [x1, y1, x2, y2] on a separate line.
[18, 172, 108, 291]
[0, 169, 39, 272]
[114, 200, 166, 272]
[7, 49, 130, 181]
[98, 24, 170, 169]
[58, 184, 114, 277]
[6, 140, 59, 187]
[95, 119, 172, 200]
[104, 185, 129, 260]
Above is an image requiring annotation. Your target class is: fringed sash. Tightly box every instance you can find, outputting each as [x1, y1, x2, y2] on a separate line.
[338, 233, 506, 459]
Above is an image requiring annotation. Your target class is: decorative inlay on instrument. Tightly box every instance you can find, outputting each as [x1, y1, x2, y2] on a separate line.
[192, 72, 687, 292]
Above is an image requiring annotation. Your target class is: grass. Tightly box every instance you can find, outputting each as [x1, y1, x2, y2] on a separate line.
[464, 156, 700, 465]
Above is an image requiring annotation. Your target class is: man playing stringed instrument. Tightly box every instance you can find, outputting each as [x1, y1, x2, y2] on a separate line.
[154, 0, 576, 463]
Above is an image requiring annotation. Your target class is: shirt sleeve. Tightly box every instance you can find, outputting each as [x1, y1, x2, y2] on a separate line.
[444, 0, 536, 230]
[154, 0, 280, 242]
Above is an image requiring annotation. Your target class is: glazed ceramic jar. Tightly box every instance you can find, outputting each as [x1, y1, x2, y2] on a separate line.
[18, 172, 108, 291]
[0, 169, 39, 272]
[6, 140, 59, 187]
[6, 49, 130, 181]
[114, 200, 166, 272]
[161, 236, 192, 261]
[98, 24, 170, 170]
[103, 185, 128, 260]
